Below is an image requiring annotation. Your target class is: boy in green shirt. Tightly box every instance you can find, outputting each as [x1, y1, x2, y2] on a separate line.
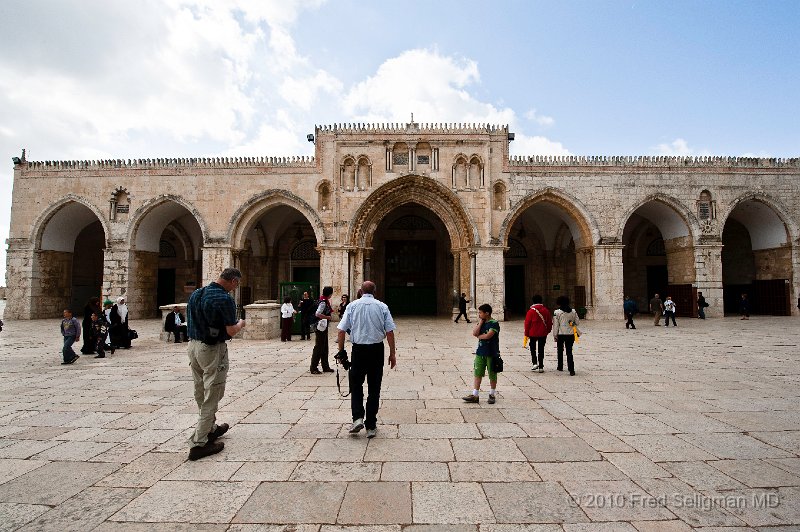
[463, 303, 500, 404]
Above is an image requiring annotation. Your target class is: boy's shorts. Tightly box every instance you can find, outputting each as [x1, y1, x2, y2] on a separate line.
[473, 354, 497, 381]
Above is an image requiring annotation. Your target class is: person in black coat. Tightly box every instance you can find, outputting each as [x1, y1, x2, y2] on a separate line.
[164, 306, 188, 342]
[298, 291, 316, 341]
[80, 297, 103, 354]
[109, 296, 132, 349]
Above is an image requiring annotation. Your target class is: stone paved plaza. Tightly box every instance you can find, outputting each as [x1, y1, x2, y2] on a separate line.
[1, 310, 799, 530]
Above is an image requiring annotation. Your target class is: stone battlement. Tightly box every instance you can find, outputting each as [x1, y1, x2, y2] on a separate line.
[316, 122, 508, 134]
[508, 154, 800, 168]
[16, 155, 316, 171]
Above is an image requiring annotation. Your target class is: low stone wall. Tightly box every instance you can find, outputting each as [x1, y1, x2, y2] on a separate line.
[241, 301, 281, 340]
[158, 303, 187, 341]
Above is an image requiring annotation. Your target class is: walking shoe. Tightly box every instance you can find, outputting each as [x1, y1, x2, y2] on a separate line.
[454, 319, 459, 323]
[322, 368, 334, 373]
[188, 441, 224, 461]
[66, 355, 80, 364]
[538, 367, 544, 373]
[310, 368, 322, 374]
[487, 394, 496, 404]
[349, 418, 364, 433]
[94, 354, 105, 358]
[557, 367, 563, 372]
[462, 394, 479, 403]
[466, 320, 472, 323]
[532, 366, 538, 371]
[366, 428, 377, 439]
[570, 371, 576, 376]
[207, 423, 229, 442]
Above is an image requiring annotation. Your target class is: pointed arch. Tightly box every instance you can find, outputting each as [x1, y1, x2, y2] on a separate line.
[348, 174, 478, 249]
[229, 189, 325, 249]
[616, 194, 700, 243]
[128, 195, 208, 251]
[500, 188, 600, 248]
[32, 194, 110, 251]
[720, 192, 796, 249]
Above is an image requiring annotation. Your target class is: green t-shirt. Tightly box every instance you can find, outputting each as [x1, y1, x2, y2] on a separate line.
[476, 319, 500, 356]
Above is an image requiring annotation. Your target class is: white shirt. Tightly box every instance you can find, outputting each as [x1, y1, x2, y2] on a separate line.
[280, 303, 295, 319]
[174, 313, 183, 327]
[664, 300, 676, 313]
[337, 294, 396, 345]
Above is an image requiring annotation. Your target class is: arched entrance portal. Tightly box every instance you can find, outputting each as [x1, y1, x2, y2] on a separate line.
[348, 175, 476, 317]
[235, 204, 320, 305]
[370, 205, 452, 315]
[622, 199, 696, 317]
[34, 200, 106, 317]
[129, 200, 203, 318]
[722, 198, 792, 315]
[504, 196, 592, 318]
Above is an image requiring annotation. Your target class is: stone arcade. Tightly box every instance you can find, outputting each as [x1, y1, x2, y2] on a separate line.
[6, 122, 800, 335]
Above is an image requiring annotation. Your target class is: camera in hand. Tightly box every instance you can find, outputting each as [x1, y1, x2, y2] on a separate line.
[334, 349, 350, 370]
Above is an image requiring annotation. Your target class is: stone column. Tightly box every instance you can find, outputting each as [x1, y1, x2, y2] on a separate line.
[693, 242, 724, 318]
[592, 243, 624, 320]
[319, 245, 349, 305]
[102, 240, 131, 304]
[201, 244, 233, 286]
[4, 239, 35, 319]
[473, 246, 506, 321]
[791, 243, 800, 316]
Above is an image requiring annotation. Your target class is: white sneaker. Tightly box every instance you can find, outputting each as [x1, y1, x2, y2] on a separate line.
[349, 418, 364, 434]
[366, 428, 377, 438]
[538, 367, 544, 373]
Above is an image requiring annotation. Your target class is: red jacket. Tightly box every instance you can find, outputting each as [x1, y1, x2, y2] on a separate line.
[524, 304, 553, 338]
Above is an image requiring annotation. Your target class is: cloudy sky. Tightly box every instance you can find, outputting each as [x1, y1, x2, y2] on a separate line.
[1, 0, 798, 284]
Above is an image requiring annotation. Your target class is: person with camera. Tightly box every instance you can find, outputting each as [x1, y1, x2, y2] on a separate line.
[186, 268, 246, 460]
[336, 280, 396, 438]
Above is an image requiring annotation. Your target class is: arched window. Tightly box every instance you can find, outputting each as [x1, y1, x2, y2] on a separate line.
[453, 156, 467, 188]
[357, 156, 371, 189]
[317, 181, 331, 211]
[504, 238, 528, 258]
[159, 240, 177, 258]
[493, 182, 507, 210]
[697, 190, 715, 220]
[291, 240, 320, 260]
[341, 157, 356, 190]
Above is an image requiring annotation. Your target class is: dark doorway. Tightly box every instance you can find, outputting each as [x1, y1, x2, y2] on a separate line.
[666, 283, 697, 318]
[384, 240, 437, 315]
[647, 265, 668, 303]
[157, 268, 176, 309]
[70, 220, 105, 314]
[504, 265, 526, 318]
[293, 267, 320, 285]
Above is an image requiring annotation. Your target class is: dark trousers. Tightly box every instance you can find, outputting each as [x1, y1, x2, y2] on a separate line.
[556, 334, 575, 373]
[173, 325, 188, 342]
[625, 312, 636, 329]
[698, 306, 706, 319]
[310, 328, 331, 370]
[664, 311, 677, 326]
[529, 336, 546, 368]
[454, 309, 469, 322]
[349, 343, 385, 430]
[300, 316, 311, 340]
[62, 335, 77, 363]
[281, 317, 293, 341]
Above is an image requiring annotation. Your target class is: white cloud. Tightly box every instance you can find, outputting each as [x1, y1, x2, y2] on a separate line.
[524, 108, 555, 127]
[509, 134, 571, 156]
[652, 138, 711, 156]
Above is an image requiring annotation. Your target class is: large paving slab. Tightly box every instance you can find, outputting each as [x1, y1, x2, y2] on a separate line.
[0, 315, 798, 529]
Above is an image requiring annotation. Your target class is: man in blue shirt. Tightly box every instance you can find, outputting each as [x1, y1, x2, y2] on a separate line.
[337, 280, 396, 438]
[186, 267, 246, 460]
[463, 304, 500, 404]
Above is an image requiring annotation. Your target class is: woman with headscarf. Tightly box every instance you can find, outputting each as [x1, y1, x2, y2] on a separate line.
[80, 297, 103, 354]
[109, 296, 132, 349]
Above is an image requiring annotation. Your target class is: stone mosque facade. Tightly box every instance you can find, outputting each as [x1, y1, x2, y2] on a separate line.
[6, 121, 800, 335]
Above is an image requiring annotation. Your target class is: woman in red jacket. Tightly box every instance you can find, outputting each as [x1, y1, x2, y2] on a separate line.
[524, 294, 552, 373]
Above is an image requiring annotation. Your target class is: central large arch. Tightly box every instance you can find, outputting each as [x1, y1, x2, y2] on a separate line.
[348, 175, 477, 315]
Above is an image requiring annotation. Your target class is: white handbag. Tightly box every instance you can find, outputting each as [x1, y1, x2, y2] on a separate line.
[316, 319, 328, 332]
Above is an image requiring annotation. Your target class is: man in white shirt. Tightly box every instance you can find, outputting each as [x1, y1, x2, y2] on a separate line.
[337, 281, 396, 438]
[663, 296, 677, 327]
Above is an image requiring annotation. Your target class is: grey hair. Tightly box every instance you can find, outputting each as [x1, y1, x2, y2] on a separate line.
[220, 268, 242, 281]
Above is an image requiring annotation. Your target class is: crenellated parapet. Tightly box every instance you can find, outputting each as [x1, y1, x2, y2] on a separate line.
[16, 155, 316, 171]
[508, 154, 800, 168]
[316, 122, 508, 135]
